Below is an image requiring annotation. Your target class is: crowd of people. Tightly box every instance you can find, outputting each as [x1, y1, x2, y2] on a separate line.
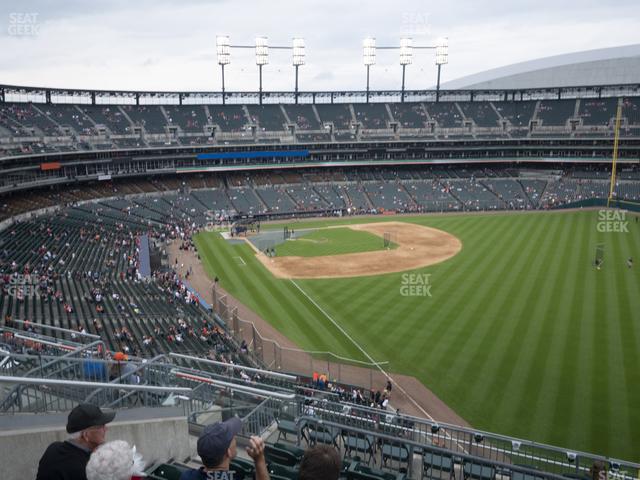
[309, 374, 395, 411]
[35, 403, 342, 480]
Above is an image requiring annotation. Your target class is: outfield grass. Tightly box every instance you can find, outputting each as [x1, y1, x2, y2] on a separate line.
[194, 210, 640, 461]
[274, 227, 396, 257]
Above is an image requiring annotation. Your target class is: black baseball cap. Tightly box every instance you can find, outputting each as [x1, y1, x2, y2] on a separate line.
[66, 404, 116, 433]
[197, 417, 242, 467]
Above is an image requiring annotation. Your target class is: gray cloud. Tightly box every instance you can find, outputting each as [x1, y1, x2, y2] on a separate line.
[0, 0, 638, 91]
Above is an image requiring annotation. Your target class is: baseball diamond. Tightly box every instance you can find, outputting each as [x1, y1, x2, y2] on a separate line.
[193, 210, 640, 461]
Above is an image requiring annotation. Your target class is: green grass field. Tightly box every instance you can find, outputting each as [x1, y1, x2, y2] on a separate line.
[274, 227, 397, 257]
[194, 210, 640, 461]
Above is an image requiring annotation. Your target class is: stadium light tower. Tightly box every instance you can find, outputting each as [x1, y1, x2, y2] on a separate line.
[435, 37, 448, 102]
[292, 38, 305, 104]
[216, 35, 231, 105]
[399, 38, 412, 103]
[363, 37, 376, 103]
[255, 36, 269, 105]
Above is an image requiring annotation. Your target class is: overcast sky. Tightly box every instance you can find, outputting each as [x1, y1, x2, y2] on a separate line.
[1, 0, 639, 92]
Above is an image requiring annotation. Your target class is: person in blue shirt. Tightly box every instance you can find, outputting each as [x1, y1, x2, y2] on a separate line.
[180, 417, 269, 480]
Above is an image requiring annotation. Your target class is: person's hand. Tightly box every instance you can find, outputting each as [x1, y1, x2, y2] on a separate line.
[247, 436, 269, 480]
[246, 435, 265, 461]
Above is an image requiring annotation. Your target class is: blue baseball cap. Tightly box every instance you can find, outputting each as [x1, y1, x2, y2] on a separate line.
[197, 417, 243, 467]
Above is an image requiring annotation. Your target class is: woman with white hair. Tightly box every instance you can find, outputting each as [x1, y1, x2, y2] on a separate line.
[86, 440, 146, 480]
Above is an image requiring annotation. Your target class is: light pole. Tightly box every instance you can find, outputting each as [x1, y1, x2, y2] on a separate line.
[255, 36, 269, 105]
[399, 38, 412, 103]
[363, 37, 376, 103]
[435, 37, 448, 102]
[292, 38, 305, 104]
[216, 35, 230, 105]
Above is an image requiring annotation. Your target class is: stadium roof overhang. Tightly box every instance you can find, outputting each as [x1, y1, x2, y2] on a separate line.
[1, 82, 640, 105]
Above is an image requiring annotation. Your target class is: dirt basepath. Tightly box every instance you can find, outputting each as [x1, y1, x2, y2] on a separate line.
[254, 222, 462, 279]
[168, 233, 470, 428]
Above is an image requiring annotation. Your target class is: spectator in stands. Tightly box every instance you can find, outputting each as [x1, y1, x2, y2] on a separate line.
[590, 460, 607, 480]
[36, 404, 116, 480]
[180, 417, 269, 480]
[86, 440, 146, 480]
[298, 445, 341, 480]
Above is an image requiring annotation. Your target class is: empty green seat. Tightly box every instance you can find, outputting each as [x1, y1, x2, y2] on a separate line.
[463, 462, 495, 480]
[268, 462, 299, 480]
[274, 442, 305, 459]
[277, 418, 303, 442]
[305, 423, 339, 447]
[381, 443, 410, 466]
[230, 457, 255, 479]
[423, 452, 454, 479]
[342, 432, 375, 463]
[511, 472, 544, 480]
[346, 461, 407, 480]
[265, 443, 304, 467]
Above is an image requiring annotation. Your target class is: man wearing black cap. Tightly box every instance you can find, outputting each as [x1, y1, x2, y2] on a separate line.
[180, 417, 270, 480]
[36, 403, 116, 480]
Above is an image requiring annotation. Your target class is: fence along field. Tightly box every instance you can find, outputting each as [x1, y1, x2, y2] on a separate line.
[193, 210, 640, 462]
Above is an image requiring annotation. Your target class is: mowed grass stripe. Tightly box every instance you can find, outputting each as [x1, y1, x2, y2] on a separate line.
[468, 213, 558, 428]
[194, 234, 243, 293]
[570, 217, 598, 453]
[589, 223, 611, 455]
[402, 217, 505, 371]
[596, 219, 640, 455]
[299, 274, 396, 363]
[510, 214, 577, 438]
[620, 222, 640, 451]
[526, 213, 584, 447]
[485, 214, 568, 435]
[420, 216, 522, 381]
[239, 248, 366, 357]
[445, 214, 541, 395]
[453, 213, 549, 401]
[550, 214, 591, 449]
[603, 228, 633, 456]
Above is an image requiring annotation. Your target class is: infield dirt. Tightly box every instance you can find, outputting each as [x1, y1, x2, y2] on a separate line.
[252, 221, 462, 279]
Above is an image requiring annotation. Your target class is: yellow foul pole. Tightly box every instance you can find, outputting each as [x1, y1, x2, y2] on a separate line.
[607, 102, 623, 208]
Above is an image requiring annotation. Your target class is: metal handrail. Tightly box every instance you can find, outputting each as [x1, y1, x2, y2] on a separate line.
[172, 370, 295, 400]
[300, 416, 571, 480]
[0, 375, 192, 393]
[292, 395, 640, 470]
[12, 333, 78, 352]
[84, 354, 169, 403]
[1, 326, 84, 350]
[169, 352, 297, 381]
[9, 319, 101, 340]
